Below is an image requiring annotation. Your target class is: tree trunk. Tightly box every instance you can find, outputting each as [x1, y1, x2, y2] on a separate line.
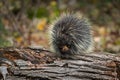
[0, 47, 120, 80]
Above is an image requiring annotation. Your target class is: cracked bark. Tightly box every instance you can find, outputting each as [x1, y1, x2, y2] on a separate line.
[0, 47, 120, 80]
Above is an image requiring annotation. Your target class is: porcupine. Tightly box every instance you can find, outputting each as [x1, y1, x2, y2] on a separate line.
[49, 14, 93, 58]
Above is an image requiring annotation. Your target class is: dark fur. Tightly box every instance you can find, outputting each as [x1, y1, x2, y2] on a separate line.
[50, 14, 93, 57]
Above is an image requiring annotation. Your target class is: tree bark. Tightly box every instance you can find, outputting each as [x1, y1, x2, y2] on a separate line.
[0, 47, 120, 80]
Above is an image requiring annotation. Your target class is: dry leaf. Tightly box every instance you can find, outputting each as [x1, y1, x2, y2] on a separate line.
[36, 18, 47, 31]
[16, 37, 23, 43]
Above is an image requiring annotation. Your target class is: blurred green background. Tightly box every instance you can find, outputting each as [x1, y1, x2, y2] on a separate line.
[0, 0, 120, 53]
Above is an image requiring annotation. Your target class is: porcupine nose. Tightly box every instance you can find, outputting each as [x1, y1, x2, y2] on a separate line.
[62, 45, 69, 52]
[60, 45, 70, 55]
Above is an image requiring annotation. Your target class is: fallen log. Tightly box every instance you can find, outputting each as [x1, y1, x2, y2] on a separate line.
[0, 47, 120, 80]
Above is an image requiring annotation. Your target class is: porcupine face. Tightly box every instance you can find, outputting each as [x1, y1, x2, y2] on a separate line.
[51, 14, 92, 56]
